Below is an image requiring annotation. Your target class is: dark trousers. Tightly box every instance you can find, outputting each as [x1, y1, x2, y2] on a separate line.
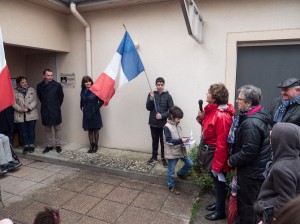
[19, 120, 36, 146]
[213, 173, 227, 214]
[150, 126, 164, 159]
[237, 175, 263, 224]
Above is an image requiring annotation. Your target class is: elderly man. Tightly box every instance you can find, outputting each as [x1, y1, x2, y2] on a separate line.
[269, 78, 300, 126]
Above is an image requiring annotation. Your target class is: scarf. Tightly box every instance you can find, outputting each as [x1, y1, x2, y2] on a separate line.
[16, 86, 28, 96]
[273, 94, 300, 123]
[227, 105, 262, 154]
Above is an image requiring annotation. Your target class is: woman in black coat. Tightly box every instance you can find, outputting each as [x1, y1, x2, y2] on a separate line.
[80, 76, 104, 153]
[227, 85, 272, 224]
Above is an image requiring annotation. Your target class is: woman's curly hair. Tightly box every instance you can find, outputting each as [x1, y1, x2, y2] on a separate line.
[208, 83, 229, 105]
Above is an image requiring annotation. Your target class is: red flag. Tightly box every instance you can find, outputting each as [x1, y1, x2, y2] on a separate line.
[228, 171, 239, 224]
[0, 27, 14, 112]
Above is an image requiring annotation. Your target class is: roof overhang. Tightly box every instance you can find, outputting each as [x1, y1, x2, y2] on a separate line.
[24, 0, 171, 14]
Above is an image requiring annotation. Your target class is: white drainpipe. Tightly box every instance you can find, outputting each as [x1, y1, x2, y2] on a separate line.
[70, 2, 92, 77]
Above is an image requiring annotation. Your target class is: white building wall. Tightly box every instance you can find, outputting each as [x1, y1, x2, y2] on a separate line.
[0, 0, 70, 52]
[1, 0, 300, 152]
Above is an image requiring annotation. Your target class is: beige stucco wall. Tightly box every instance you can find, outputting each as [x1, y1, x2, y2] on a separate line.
[2, 0, 300, 152]
[0, 0, 69, 52]
[4, 45, 26, 77]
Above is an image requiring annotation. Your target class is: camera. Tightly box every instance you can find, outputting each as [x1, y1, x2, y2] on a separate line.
[263, 206, 274, 224]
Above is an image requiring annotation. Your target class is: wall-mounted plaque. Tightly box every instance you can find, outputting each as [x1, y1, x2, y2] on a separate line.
[59, 73, 75, 87]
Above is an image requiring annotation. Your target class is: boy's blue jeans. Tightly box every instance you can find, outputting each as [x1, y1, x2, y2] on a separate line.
[167, 156, 193, 188]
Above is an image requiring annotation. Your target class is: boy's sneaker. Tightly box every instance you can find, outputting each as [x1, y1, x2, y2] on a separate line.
[147, 157, 158, 165]
[177, 172, 188, 180]
[169, 187, 180, 195]
[162, 159, 168, 167]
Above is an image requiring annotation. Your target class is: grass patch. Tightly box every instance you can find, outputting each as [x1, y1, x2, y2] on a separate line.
[189, 195, 201, 224]
[187, 144, 214, 192]
[186, 144, 236, 222]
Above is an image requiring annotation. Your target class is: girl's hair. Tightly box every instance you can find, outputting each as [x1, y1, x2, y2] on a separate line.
[168, 106, 184, 119]
[81, 76, 93, 89]
[16, 76, 27, 86]
[33, 207, 60, 224]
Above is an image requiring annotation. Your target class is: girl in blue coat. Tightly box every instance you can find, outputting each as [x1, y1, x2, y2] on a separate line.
[80, 76, 104, 153]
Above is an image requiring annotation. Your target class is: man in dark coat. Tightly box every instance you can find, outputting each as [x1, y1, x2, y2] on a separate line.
[146, 77, 174, 167]
[269, 77, 300, 127]
[37, 68, 64, 153]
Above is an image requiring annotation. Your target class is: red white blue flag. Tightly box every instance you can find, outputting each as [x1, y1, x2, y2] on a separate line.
[90, 31, 145, 106]
[0, 27, 14, 112]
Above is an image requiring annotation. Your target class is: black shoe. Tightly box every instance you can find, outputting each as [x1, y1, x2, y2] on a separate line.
[23, 147, 29, 155]
[205, 203, 216, 211]
[177, 172, 188, 180]
[87, 144, 93, 153]
[205, 212, 226, 221]
[162, 159, 168, 167]
[92, 144, 98, 153]
[29, 147, 34, 153]
[56, 146, 62, 153]
[147, 157, 158, 165]
[42, 147, 53, 154]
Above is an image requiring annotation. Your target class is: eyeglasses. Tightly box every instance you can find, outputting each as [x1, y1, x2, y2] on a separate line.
[237, 98, 245, 101]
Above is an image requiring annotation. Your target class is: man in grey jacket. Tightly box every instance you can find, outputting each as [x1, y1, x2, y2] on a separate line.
[146, 77, 174, 167]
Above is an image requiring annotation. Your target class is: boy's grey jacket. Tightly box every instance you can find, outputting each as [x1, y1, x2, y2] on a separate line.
[254, 123, 300, 217]
[146, 90, 174, 128]
[163, 119, 187, 159]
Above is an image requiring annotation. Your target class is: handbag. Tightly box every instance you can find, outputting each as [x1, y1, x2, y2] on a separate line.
[197, 139, 216, 173]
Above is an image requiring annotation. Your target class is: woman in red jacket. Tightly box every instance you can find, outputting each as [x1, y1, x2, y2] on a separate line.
[196, 83, 235, 221]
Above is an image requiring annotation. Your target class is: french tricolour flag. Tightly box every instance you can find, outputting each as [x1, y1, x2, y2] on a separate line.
[0, 27, 14, 112]
[90, 31, 145, 106]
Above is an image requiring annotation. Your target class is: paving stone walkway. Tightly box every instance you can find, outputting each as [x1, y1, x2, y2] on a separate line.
[0, 144, 228, 224]
[0, 157, 194, 224]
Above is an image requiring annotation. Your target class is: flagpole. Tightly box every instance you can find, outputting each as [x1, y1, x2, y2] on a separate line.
[122, 25, 157, 111]
[123, 24, 153, 91]
[144, 69, 157, 112]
